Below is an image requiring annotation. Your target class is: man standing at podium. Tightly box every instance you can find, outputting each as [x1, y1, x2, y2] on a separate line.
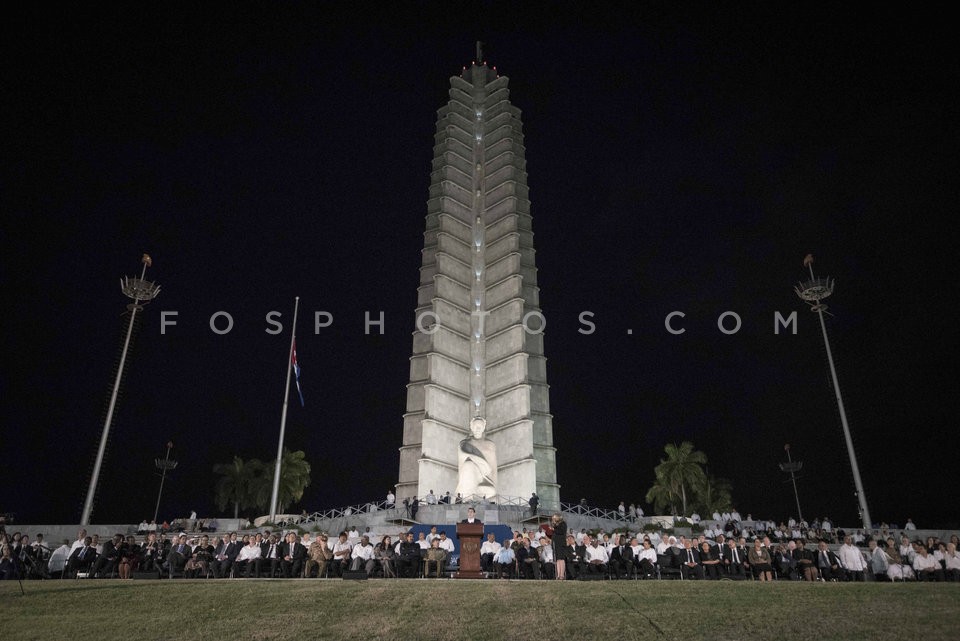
[461, 507, 482, 524]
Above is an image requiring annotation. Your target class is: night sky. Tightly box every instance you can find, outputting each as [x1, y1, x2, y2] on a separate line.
[3, 7, 957, 529]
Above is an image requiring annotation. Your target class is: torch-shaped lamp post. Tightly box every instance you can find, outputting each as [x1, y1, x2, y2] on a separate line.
[80, 254, 160, 526]
[794, 255, 871, 531]
[153, 441, 178, 524]
[778, 444, 804, 524]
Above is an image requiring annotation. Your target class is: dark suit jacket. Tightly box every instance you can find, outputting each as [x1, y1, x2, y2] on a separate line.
[69, 546, 97, 567]
[610, 545, 633, 565]
[460, 519, 483, 524]
[399, 541, 420, 561]
[679, 547, 701, 565]
[279, 542, 307, 561]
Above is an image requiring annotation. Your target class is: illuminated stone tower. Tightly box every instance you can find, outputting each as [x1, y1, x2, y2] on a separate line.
[397, 59, 559, 508]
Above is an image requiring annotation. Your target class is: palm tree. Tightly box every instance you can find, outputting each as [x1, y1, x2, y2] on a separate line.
[649, 441, 707, 517]
[695, 474, 734, 516]
[213, 456, 261, 518]
[645, 467, 681, 515]
[249, 449, 312, 515]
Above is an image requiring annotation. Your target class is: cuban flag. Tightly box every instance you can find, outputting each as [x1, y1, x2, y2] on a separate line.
[292, 340, 304, 406]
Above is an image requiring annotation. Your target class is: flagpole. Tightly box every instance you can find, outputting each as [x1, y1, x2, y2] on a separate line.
[270, 296, 299, 523]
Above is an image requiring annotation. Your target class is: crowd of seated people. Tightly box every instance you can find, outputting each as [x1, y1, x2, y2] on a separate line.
[2, 515, 958, 583]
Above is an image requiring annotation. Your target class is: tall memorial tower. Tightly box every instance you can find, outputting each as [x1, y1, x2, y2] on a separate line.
[397, 57, 559, 509]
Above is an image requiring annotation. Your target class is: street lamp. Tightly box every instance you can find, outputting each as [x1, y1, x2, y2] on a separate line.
[778, 444, 804, 523]
[794, 254, 872, 531]
[81, 254, 160, 525]
[153, 441, 178, 524]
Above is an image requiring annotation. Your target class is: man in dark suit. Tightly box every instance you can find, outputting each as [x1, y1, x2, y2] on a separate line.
[397, 532, 421, 578]
[573, 536, 589, 578]
[699, 541, 722, 579]
[279, 532, 307, 578]
[460, 507, 482, 524]
[723, 538, 747, 578]
[258, 534, 281, 578]
[679, 540, 704, 579]
[609, 536, 633, 579]
[66, 537, 97, 576]
[210, 534, 237, 578]
[93, 534, 123, 578]
[816, 540, 845, 581]
[164, 534, 192, 577]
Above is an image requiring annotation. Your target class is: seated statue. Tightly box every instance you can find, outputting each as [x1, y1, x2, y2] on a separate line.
[455, 417, 497, 501]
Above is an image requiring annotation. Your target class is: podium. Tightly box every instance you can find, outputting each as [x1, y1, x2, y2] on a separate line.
[455, 523, 484, 579]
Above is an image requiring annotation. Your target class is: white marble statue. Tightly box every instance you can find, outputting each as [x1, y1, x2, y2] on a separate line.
[455, 417, 497, 501]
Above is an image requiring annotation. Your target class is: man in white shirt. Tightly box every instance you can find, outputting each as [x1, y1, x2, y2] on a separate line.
[386, 490, 395, 507]
[425, 490, 438, 505]
[943, 542, 960, 581]
[731, 510, 742, 522]
[480, 533, 501, 573]
[635, 539, 657, 578]
[712, 511, 722, 522]
[837, 536, 867, 581]
[437, 531, 455, 557]
[416, 532, 430, 551]
[235, 538, 261, 577]
[690, 512, 701, 524]
[47, 539, 72, 576]
[331, 533, 352, 577]
[346, 527, 360, 546]
[493, 540, 515, 578]
[585, 538, 609, 575]
[69, 529, 87, 556]
[427, 526, 439, 543]
[656, 536, 676, 555]
[904, 518, 917, 531]
[350, 535, 376, 576]
[912, 545, 943, 581]
[462, 507, 480, 524]
[138, 520, 149, 534]
[538, 536, 555, 578]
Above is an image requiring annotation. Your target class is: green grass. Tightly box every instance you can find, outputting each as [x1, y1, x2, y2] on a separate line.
[2, 579, 959, 641]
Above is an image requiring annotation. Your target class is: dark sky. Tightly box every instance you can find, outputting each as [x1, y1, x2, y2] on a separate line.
[3, 7, 957, 528]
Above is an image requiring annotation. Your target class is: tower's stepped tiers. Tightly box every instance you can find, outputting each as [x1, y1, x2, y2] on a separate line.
[399, 61, 558, 507]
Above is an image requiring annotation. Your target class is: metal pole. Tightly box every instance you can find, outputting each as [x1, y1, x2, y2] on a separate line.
[785, 445, 803, 523]
[153, 442, 173, 523]
[269, 296, 299, 522]
[80, 260, 149, 526]
[808, 264, 872, 531]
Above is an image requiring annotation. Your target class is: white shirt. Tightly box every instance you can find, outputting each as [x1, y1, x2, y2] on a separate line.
[69, 538, 86, 555]
[712, 512, 722, 521]
[139, 521, 149, 531]
[386, 492, 395, 505]
[638, 547, 657, 563]
[352, 543, 375, 561]
[438, 538, 455, 554]
[480, 540, 501, 555]
[333, 540, 351, 558]
[237, 545, 261, 562]
[690, 513, 701, 524]
[904, 521, 916, 530]
[426, 493, 437, 504]
[539, 545, 554, 563]
[655, 541, 670, 554]
[575, 532, 585, 545]
[837, 544, 866, 571]
[944, 551, 960, 571]
[731, 511, 741, 522]
[585, 545, 609, 563]
[427, 532, 440, 542]
[417, 539, 430, 550]
[822, 520, 833, 532]
[913, 553, 938, 572]
[47, 545, 71, 572]
[347, 530, 359, 545]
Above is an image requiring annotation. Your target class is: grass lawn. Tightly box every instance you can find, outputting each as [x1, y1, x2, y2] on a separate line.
[2, 579, 958, 641]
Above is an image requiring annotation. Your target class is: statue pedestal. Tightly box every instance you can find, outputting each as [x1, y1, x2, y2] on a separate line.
[454, 523, 484, 579]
